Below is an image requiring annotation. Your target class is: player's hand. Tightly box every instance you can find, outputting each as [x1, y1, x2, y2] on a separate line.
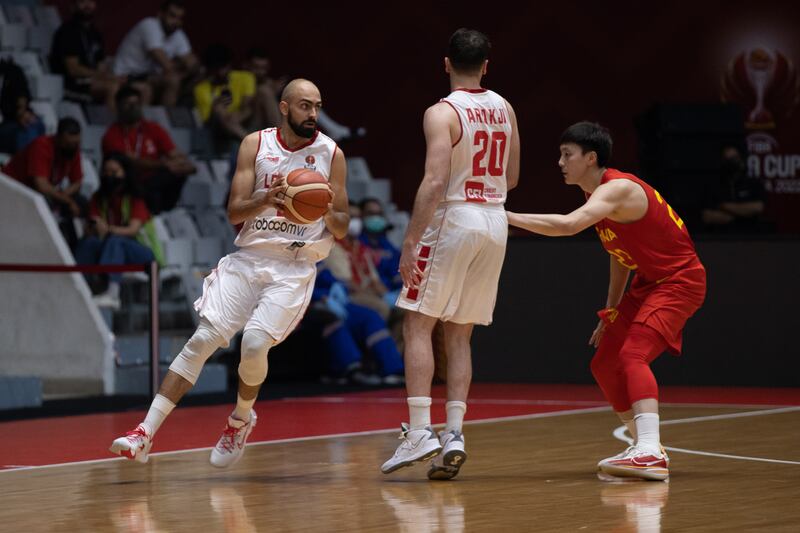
[399, 242, 423, 290]
[589, 319, 606, 348]
[264, 177, 287, 209]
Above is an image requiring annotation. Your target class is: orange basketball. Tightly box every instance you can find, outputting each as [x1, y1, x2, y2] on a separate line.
[283, 168, 332, 224]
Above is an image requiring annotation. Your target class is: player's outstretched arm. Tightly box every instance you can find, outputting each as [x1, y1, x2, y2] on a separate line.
[323, 148, 350, 239]
[507, 181, 629, 237]
[399, 103, 454, 289]
[505, 99, 520, 191]
[227, 132, 286, 225]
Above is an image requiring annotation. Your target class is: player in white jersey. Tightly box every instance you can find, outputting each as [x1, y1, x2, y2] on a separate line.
[381, 29, 520, 479]
[110, 79, 350, 467]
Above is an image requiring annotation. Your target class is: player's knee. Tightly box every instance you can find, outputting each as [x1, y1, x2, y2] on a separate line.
[238, 329, 273, 386]
[589, 350, 617, 385]
[170, 319, 225, 384]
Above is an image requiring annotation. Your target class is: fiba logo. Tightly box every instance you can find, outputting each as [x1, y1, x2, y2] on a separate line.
[721, 47, 800, 130]
[464, 181, 486, 203]
[304, 155, 316, 169]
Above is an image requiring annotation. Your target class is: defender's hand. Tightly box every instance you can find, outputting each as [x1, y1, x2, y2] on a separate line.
[589, 319, 606, 348]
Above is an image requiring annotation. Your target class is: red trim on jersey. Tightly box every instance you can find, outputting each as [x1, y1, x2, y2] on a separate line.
[276, 128, 319, 152]
[331, 144, 339, 171]
[419, 245, 431, 259]
[255, 130, 262, 163]
[440, 100, 463, 147]
[406, 288, 419, 302]
[454, 87, 487, 94]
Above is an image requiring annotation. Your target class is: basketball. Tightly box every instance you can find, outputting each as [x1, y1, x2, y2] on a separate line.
[282, 168, 332, 224]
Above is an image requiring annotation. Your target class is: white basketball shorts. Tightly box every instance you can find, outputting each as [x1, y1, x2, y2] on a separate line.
[194, 249, 316, 345]
[396, 203, 508, 325]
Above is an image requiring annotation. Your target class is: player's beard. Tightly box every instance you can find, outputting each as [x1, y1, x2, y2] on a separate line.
[288, 109, 317, 138]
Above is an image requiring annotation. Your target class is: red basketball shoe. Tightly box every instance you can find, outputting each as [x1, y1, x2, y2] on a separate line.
[600, 445, 669, 481]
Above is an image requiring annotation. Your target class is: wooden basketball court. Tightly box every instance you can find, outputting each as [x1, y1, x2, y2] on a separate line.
[1, 385, 799, 531]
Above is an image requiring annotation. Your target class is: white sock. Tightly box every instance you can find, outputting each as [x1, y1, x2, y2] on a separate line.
[233, 394, 256, 422]
[407, 396, 432, 429]
[634, 413, 660, 454]
[141, 394, 175, 437]
[445, 401, 467, 432]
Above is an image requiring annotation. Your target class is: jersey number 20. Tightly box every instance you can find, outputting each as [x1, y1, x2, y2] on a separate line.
[472, 131, 507, 177]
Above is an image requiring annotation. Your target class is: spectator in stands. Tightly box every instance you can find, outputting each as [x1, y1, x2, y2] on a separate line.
[194, 44, 256, 155]
[359, 197, 403, 298]
[313, 268, 405, 386]
[702, 145, 767, 232]
[243, 46, 283, 130]
[102, 85, 195, 213]
[325, 202, 392, 319]
[242, 46, 364, 142]
[0, 59, 44, 153]
[1, 118, 85, 247]
[112, 0, 198, 106]
[75, 153, 154, 308]
[49, 0, 121, 110]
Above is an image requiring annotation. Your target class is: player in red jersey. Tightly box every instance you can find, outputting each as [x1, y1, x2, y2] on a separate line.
[507, 122, 706, 481]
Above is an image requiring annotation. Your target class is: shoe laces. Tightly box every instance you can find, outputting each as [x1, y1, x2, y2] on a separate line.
[126, 426, 148, 444]
[219, 423, 244, 453]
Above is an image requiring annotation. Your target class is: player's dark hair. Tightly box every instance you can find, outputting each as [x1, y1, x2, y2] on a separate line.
[57, 117, 81, 136]
[447, 28, 491, 73]
[560, 121, 613, 167]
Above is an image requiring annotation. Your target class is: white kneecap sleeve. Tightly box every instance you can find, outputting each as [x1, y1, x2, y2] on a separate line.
[238, 329, 273, 386]
[169, 319, 225, 384]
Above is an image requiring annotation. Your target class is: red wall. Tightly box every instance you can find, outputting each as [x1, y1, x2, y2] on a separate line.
[49, 0, 800, 215]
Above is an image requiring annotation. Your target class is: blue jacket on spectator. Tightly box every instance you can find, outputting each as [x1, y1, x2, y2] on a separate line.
[359, 233, 403, 291]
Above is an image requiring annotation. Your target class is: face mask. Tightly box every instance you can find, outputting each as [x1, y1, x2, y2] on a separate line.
[347, 217, 362, 237]
[363, 215, 387, 234]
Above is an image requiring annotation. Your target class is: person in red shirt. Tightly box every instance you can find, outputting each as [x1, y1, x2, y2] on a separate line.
[2, 117, 84, 246]
[102, 85, 195, 213]
[74, 152, 154, 308]
[508, 122, 706, 482]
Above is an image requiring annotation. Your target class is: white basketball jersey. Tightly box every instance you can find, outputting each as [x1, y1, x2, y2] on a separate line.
[441, 89, 512, 205]
[234, 128, 338, 262]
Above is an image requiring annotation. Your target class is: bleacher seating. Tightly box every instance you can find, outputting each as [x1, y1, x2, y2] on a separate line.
[0, 0, 407, 398]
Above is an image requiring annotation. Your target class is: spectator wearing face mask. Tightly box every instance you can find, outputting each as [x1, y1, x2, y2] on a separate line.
[74, 152, 155, 308]
[324, 202, 392, 319]
[359, 197, 403, 300]
[2, 118, 85, 247]
[102, 85, 195, 213]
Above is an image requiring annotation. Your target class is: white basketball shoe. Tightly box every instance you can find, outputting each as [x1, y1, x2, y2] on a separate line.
[427, 430, 467, 480]
[210, 410, 257, 468]
[109, 424, 153, 463]
[381, 424, 442, 474]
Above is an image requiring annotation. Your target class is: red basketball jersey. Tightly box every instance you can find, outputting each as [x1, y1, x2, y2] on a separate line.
[590, 168, 701, 283]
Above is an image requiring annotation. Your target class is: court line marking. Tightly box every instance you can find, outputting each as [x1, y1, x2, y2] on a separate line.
[0, 405, 612, 474]
[287, 397, 799, 410]
[289, 397, 608, 406]
[612, 405, 800, 466]
[5, 403, 799, 473]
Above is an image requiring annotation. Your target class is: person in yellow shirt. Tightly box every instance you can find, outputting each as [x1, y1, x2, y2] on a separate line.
[194, 44, 256, 153]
